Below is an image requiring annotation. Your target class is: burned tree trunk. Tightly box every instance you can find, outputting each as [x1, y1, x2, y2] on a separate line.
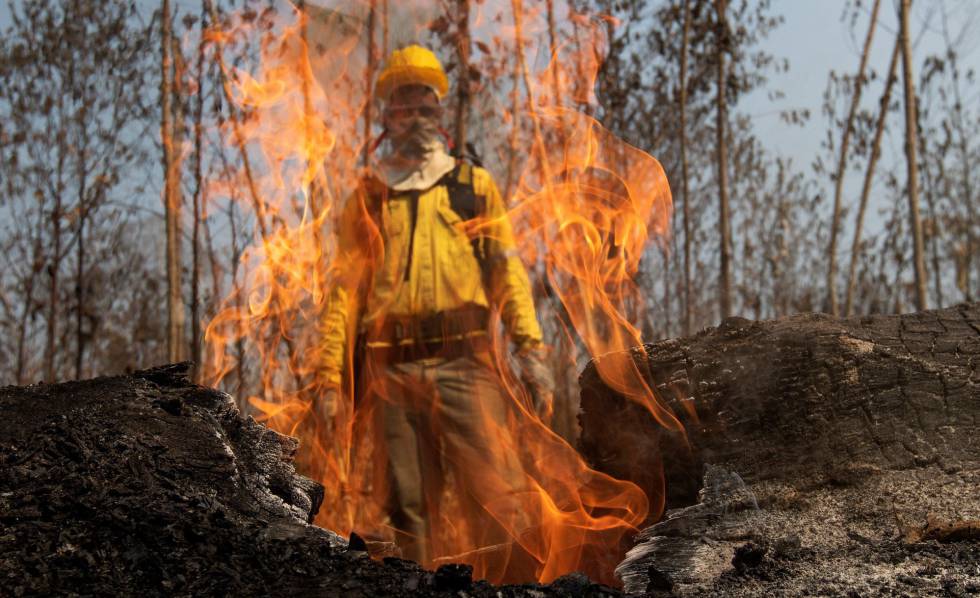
[579, 303, 980, 595]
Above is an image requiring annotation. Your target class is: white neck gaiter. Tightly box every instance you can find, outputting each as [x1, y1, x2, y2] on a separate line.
[374, 138, 457, 192]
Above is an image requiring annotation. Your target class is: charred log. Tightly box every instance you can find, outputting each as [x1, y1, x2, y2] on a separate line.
[0, 363, 617, 597]
[579, 303, 980, 596]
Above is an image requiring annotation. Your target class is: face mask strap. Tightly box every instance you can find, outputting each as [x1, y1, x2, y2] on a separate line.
[369, 129, 388, 155]
[439, 127, 455, 151]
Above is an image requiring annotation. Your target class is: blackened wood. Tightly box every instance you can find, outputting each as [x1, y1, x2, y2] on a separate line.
[0, 363, 620, 596]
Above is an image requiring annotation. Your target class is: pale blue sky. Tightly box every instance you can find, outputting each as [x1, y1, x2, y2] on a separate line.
[745, 0, 980, 176]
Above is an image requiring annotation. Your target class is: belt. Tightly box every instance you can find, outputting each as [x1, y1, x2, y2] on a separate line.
[364, 305, 491, 364]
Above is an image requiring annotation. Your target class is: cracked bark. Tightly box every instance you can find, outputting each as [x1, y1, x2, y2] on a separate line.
[579, 303, 980, 596]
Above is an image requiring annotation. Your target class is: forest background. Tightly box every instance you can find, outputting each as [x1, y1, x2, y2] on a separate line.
[1, 0, 977, 413]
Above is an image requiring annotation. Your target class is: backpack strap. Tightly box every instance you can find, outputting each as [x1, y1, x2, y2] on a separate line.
[441, 161, 484, 222]
[441, 161, 491, 282]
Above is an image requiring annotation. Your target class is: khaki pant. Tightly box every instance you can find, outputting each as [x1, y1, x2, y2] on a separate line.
[364, 351, 535, 579]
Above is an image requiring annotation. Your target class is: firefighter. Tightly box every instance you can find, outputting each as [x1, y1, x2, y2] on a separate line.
[314, 45, 555, 572]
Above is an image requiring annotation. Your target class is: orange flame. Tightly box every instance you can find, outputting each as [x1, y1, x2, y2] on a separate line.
[203, 0, 673, 586]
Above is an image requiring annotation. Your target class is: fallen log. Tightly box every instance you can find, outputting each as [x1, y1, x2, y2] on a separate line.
[0, 363, 616, 597]
[579, 303, 980, 596]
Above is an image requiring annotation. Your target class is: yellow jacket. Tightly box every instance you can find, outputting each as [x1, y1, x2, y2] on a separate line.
[318, 164, 543, 387]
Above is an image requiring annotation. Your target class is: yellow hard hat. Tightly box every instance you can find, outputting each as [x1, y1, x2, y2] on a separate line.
[375, 45, 449, 101]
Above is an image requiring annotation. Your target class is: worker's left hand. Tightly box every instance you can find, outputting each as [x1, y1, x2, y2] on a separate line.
[516, 345, 556, 422]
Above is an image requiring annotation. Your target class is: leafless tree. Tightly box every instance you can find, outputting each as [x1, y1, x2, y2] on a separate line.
[714, 0, 733, 319]
[161, 0, 186, 363]
[898, 0, 928, 310]
[678, 0, 693, 334]
[454, 0, 472, 153]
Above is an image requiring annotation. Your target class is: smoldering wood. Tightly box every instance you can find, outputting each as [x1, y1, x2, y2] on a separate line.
[0, 363, 617, 597]
[578, 302, 980, 596]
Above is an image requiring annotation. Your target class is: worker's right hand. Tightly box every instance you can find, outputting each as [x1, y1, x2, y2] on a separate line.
[516, 345, 556, 422]
[313, 386, 341, 425]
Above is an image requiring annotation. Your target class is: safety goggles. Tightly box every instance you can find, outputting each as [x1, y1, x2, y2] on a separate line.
[383, 103, 444, 120]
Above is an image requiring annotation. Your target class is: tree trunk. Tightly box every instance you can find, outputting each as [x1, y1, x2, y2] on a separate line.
[826, 0, 881, 316]
[363, 0, 377, 166]
[453, 0, 471, 154]
[918, 104, 945, 309]
[715, 0, 733, 320]
[578, 303, 980, 595]
[899, 0, 929, 311]
[161, 0, 185, 363]
[15, 210, 44, 385]
[844, 35, 901, 316]
[45, 163, 64, 382]
[190, 5, 207, 380]
[74, 92, 92, 381]
[661, 246, 672, 339]
[227, 201, 247, 404]
[571, 12, 587, 115]
[955, 99, 977, 302]
[545, 0, 561, 107]
[503, 4, 523, 197]
[298, 0, 316, 221]
[381, 0, 389, 57]
[679, 0, 692, 335]
[74, 182, 86, 380]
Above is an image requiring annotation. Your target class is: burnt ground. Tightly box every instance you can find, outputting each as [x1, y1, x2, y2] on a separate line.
[0, 363, 618, 597]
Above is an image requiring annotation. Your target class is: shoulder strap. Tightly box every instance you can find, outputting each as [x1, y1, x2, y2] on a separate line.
[441, 161, 493, 282]
[442, 161, 486, 222]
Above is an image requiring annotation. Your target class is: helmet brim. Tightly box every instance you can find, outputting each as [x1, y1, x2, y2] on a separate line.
[375, 66, 449, 101]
